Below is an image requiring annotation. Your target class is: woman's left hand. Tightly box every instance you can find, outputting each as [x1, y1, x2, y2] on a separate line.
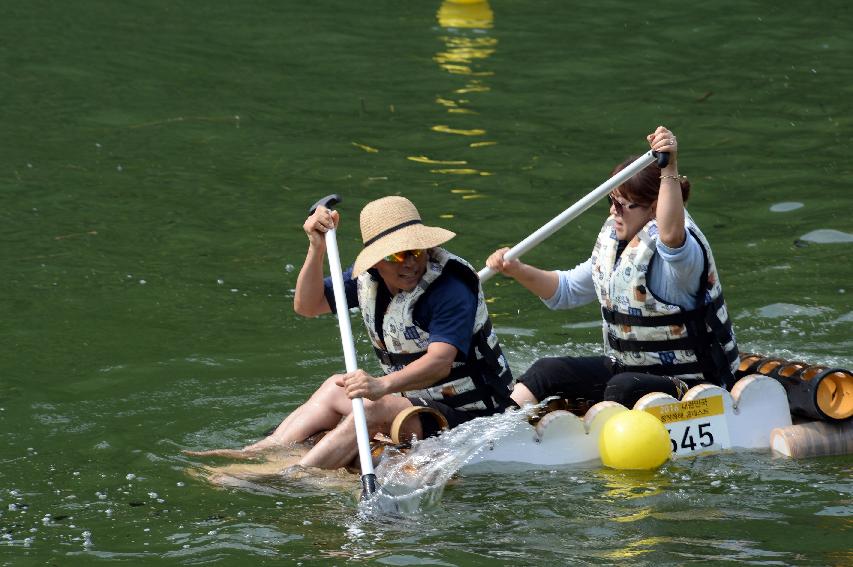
[337, 369, 387, 401]
[647, 125, 678, 162]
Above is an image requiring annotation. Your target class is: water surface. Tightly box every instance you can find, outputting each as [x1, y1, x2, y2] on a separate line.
[2, 0, 851, 565]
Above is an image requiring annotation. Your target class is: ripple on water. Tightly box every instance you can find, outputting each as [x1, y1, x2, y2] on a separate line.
[798, 229, 853, 244]
[755, 303, 831, 318]
[494, 326, 536, 337]
[769, 202, 804, 212]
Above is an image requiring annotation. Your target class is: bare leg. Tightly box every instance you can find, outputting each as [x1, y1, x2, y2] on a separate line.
[299, 395, 420, 470]
[244, 376, 354, 451]
[511, 382, 539, 407]
[184, 376, 355, 458]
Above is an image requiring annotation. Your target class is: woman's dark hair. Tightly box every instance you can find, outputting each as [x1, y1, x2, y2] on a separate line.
[610, 156, 691, 205]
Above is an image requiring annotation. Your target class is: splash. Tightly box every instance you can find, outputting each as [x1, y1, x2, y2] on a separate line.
[360, 406, 533, 515]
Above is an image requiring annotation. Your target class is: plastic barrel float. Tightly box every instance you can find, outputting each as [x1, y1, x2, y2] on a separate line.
[737, 353, 853, 458]
[455, 353, 853, 469]
[361, 353, 852, 470]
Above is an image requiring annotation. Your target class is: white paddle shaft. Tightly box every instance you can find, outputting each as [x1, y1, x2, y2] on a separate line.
[324, 227, 375, 478]
[478, 150, 658, 282]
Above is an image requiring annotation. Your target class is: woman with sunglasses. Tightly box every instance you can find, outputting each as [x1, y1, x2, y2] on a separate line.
[199, 196, 514, 469]
[486, 126, 739, 411]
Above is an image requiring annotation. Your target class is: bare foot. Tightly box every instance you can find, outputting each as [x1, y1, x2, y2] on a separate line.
[182, 448, 263, 459]
[184, 430, 330, 460]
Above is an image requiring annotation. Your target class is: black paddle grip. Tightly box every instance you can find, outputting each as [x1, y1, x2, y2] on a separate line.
[652, 151, 670, 168]
[361, 473, 378, 499]
[309, 194, 342, 214]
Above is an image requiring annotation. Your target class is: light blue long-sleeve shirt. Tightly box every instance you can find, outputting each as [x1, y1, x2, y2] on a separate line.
[543, 232, 704, 311]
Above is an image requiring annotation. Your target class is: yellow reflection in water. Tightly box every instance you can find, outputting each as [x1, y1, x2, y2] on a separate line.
[407, 155, 468, 165]
[455, 81, 490, 94]
[351, 141, 379, 153]
[412, 0, 497, 194]
[432, 125, 486, 136]
[429, 168, 489, 176]
[598, 468, 667, 501]
[602, 536, 672, 561]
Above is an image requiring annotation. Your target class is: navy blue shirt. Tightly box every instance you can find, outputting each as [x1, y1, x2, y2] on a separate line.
[323, 266, 477, 356]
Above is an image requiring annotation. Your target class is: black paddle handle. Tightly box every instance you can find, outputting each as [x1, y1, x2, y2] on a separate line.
[652, 151, 669, 168]
[361, 473, 378, 499]
[309, 194, 342, 214]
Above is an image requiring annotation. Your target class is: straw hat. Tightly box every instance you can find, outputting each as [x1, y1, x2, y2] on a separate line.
[352, 196, 455, 277]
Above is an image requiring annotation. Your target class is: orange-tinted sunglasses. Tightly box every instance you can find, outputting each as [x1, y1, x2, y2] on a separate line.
[383, 249, 425, 263]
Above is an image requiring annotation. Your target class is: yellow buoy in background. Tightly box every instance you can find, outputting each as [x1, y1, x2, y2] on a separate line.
[599, 410, 672, 470]
[437, 0, 493, 30]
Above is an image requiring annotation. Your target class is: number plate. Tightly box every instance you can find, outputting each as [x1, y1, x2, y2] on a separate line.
[644, 395, 731, 457]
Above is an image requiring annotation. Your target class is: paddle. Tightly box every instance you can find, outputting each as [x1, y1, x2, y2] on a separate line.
[478, 150, 669, 282]
[309, 194, 378, 499]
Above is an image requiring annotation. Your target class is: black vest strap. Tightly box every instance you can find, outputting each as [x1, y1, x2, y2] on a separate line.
[602, 306, 700, 327]
[374, 348, 424, 368]
[602, 294, 725, 327]
[613, 360, 705, 377]
[607, 333, 702, 353]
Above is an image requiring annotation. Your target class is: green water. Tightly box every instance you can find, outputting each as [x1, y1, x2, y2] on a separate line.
[2, 0, 851, 564]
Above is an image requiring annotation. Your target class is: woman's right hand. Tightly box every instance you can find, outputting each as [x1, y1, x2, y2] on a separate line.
[303, 206, 340, 248]
[486, 247, 522, 278]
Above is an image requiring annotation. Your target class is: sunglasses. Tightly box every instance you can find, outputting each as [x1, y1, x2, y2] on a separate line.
[607, 194, 645, 215]
[383, 249, 425, 263]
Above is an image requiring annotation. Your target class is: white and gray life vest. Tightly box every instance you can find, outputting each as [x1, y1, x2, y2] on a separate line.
[590, 213, 739, 387]
[356, 247, 514, 411]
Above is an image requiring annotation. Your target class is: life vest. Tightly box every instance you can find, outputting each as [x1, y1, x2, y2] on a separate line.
[356, 247, 514, 411]
[590, 213, 739, 387]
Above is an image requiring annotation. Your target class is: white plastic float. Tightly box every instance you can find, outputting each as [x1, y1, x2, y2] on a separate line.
[464, 374, 795, 468]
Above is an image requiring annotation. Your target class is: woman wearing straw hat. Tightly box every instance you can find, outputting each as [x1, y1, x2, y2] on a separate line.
[486, 126, 739, 411]
[246, 196, 514, 469]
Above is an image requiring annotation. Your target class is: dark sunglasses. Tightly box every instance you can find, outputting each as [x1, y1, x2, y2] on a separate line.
[607, 194, 644, 215]
[383, 249, 425, 263]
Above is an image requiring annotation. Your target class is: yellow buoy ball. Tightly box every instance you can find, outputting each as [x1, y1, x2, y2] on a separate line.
[599, 410, 672, 470]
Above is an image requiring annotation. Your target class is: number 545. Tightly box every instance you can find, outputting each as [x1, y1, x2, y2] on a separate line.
[668, 422, 715, 453]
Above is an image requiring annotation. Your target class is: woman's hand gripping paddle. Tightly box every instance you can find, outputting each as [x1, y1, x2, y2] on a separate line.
[477, 151, 668, 282]
[309, 194, 378, 499]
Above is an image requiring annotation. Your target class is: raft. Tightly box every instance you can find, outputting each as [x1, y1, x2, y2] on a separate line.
[394, 354, 853, 469]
